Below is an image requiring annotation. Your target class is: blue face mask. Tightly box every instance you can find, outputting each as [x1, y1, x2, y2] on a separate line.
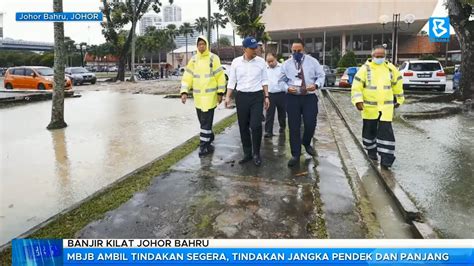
[373, 57, 385, 65]
[293, 52, 303, 63]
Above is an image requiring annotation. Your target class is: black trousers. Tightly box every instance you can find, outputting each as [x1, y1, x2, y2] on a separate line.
[287, 93, 318, 157]
[265, 92, 287, 134]
[362, 112, 396, 166]
[196, 107, 215, 148]
[235, 91, 264, 156]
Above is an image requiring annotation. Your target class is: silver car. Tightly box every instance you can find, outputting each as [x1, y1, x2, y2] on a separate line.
[65, 67, 97, 85]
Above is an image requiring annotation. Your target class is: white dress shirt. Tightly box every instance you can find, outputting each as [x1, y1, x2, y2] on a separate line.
[266, 64, 286, 93]
[227, 55, 269, 92]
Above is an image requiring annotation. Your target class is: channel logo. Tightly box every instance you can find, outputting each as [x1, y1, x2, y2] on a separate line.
[429, 17, 450, 42]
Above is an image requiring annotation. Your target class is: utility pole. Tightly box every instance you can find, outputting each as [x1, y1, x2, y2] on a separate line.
[130, 0, 138, 81]
[207, 0, 211, 45]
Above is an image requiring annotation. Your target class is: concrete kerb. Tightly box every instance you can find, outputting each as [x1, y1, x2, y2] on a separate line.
[325, 89, 438, 239]
[0, 112, 237, 253]
[319, 91, 384, 238]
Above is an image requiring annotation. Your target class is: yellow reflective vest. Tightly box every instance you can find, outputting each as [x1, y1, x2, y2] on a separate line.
[180, 36, 226, 112]
[351, 60, 405, 122]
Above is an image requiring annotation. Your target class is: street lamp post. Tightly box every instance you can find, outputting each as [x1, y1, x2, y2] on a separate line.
[76, 44, 86, 67]
[207, 0, 211, 44]
[380, 13, 415, 64]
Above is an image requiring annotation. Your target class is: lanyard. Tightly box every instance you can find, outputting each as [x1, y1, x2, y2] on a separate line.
[293, 55, 305, 73]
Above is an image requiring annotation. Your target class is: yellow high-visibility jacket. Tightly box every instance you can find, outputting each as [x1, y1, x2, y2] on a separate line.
[180, 36, 226, 112]
[351, 60, 405, 122]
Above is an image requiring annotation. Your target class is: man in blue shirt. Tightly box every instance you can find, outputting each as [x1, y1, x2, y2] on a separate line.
[279, 38, 325, 167]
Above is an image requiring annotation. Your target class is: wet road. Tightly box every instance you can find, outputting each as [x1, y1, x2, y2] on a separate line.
[330, 91, 474, 238]
[0, 91, 234, 245]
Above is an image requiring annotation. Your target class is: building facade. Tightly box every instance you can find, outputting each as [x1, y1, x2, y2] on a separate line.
[163, 5, 182, 23]
[262, 0, 438, 66]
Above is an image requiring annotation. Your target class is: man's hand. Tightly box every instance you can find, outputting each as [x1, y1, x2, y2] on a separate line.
[225, 97, 232, 108]
[288, 87, 298, 94]
[217, 95, 223, 104]
[395, 103, 400, 109]
[181, 93, 187, 104]
[356, 102, 364, 111]
[307, 84, 317, 92]
[264, 97, 270, 110]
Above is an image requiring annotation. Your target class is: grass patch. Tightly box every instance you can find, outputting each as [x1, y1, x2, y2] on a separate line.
[0, 113, 237, 265]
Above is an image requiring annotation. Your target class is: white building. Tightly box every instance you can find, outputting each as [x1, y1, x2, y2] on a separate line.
[139, 13, 164, 35]
[0, 13, 3, 39]
[163, 4, 182, 23]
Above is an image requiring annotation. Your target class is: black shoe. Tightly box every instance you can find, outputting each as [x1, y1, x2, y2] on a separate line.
[287, 156, 300, 167]
[368, 154, 378, 161]
[253, 154, 262, 166]
[198, 145, 214, 157]
[264, 132, 273, 138]
[238, 155, 253, 164]
[279, 127, 285, 133]
[304, 145, 316, 156]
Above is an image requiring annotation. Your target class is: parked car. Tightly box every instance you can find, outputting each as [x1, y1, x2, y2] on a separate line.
[3, 66, 72, 90]
[322, 65, 336, 87]
[65, 67, 97, 85]
[108, 66, 118, 72]
[339, 67, 359, 88]
[453, 64, 462, 92]
[398, 60, 446, 92]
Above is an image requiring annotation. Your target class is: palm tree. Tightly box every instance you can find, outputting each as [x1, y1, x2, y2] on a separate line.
[194, 17, 208, 35]
[48, 0, 67, 129]
[212, 13, 229, 55]
[179, 22, 194, 64]
[166, 24, 179, 67]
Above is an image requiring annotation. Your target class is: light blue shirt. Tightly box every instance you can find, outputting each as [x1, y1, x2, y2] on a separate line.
[266, 64, 286, 93]
[279, 54, 325, 95]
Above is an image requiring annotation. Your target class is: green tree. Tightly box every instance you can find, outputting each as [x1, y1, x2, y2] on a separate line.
[419, 54, 438, 60]
[47, 0, 67, 130]
[218, 37, 231, 47]
[330, 48, 341, 69]
[194, 17, 208, 35]
[40, 53, 55, 67]
[212, 12, 229, 55]
[447, 0, 473, 100]
[215, 0, 271, 41]
[100, 0, 172, 81]
[179, 22, 194, 64]
[338, 50, 357, 67]
[166, 24, 178, 67]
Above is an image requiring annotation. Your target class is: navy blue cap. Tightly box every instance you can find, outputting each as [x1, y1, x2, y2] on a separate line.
[242, 36, 258, 49]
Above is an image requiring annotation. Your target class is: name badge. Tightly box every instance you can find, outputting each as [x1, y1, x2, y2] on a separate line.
[293, 78, 303, 86]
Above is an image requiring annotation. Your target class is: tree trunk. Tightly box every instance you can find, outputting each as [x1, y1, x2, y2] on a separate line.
[448, 0, 474, 100]
[47, 0, 67, 130]
[185, 34, 188, 64]
[216, 26, 220, 56]
[150, 54, 153, 69]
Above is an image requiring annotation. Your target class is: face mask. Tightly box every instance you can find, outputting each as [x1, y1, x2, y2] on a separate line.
[373, 57, 385, 65]
[293, 52, 303, 63]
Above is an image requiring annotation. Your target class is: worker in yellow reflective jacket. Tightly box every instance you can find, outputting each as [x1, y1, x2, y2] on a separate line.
[351, 45, 405, 168]
[181, 36, 226, 157]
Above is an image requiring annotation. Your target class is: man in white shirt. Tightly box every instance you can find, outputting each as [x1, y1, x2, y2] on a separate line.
[264, 53, 287, 138]
[225, 36, 270, 166]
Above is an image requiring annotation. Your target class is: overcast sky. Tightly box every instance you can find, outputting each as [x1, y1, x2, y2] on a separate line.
[0, 0, 448, 45]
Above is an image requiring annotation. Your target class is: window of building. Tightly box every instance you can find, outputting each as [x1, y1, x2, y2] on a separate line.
[281, 39, 290, 54]
[332, 36, 341, 52]
[362, 35, 371, 51]
[315, 37, 323, 52]
[305, 38, 314, 53]
[353, 35, 363, 51]
[325, 36, 332, 52]
[373, 34, 383, 46]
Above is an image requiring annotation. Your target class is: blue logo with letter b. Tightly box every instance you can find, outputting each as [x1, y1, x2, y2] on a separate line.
[429, 17, 450, 42]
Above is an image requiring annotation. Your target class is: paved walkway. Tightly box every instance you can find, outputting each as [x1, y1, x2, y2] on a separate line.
[78, 104, 367, 239]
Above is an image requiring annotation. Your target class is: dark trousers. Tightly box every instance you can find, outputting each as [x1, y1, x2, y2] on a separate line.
[362, 112, 396, 166]
[235, 91, 264, 156]
[287, 93, 318, 157]
[196, 108, 215, 148]
[265, 92, 287, 134]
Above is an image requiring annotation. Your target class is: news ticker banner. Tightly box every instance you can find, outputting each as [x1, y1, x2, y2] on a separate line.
[12, 239, 474, 266]
[16, 12, 103, 22]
